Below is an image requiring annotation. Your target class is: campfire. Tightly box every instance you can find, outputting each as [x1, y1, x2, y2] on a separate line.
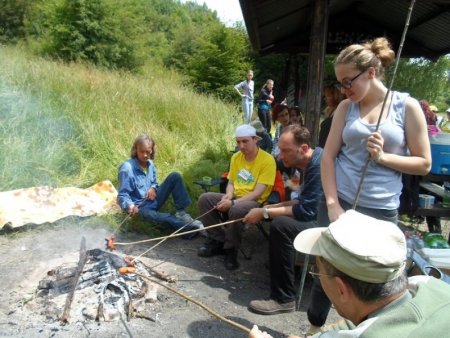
[36, 237, 173, 323]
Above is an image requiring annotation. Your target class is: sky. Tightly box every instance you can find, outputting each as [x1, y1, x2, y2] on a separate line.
[182, 0, 244, 26]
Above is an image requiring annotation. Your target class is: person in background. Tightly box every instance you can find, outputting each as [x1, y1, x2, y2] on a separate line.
[311, 37, 431, 335]
[117, 134, 204, 238]
[234, 70, 255, 124]
[244, 125, 323, 315]
[257, 79, 275, 134]
[439, 107, 450, 132]
[251, 120, 273, 154]
[249, 211, 450, 338]
[419, 100, 440, 136]
[318, 84, 344, 148]
[271, 103, 291, 158]
[289, 106, 304, 126]
[197, 125, 276, 270]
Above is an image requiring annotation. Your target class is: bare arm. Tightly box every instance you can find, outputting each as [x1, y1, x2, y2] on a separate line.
[234, 82, 244, 97]
[243, 200, 299, 224]
[368, 97, 431, 175]
[236, 183, 269, 202]
[321, 100, 350, 222]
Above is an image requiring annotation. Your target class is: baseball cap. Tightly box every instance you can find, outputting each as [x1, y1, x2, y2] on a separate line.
[293, 210, 407, 283]
[235, 124, 262, 140]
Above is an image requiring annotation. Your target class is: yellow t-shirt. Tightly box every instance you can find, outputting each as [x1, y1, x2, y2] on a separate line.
[228, 148, 276, 204]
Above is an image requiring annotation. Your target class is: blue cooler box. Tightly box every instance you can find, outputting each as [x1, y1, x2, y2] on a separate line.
[429, 133, 450, 175]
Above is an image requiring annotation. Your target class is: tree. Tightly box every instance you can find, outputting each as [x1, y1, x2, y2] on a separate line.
[389, 56, 450, 108]
[184, 24, 253, 100]
[37, 0, 146, 70]
[0, 0, 31, 43]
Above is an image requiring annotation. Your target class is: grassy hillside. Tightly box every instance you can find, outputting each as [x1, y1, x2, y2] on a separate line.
[0, 46, 239, 203]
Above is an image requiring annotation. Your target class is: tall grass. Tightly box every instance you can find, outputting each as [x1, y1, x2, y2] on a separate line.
[0, 46, 241, 212]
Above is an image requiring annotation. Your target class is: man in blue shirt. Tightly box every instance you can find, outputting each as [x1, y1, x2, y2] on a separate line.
[244, 125, 323, 314]
[117, 134, 203, 236]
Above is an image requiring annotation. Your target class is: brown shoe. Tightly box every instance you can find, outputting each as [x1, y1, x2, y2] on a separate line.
[248, 299, 295, 315]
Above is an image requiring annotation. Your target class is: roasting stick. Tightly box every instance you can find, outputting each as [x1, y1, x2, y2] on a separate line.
[115, 217, 243, 247]
[106, 207, 216, 252]
[130, 217, 244, 263]
[112, 213, 132, 236]
[135, 272, 251, 334]
[352, 0, 416, 209]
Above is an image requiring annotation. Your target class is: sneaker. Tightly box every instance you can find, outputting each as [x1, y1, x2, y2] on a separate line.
[305, 325, 322, 336]
[224, 248, 239, 270]
[198, 239, 225, 257]
[191, 219, 204, 229]
[191, 219, 208, 238]
[175, 210, 194, 223]
[248, 299, 295, 315]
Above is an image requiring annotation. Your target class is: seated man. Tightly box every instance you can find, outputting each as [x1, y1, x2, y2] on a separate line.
[249, 211, 450, 337]
[198, 124, 276, 270]
[244, 125, 323, 314]
[117, 134, 203, 237]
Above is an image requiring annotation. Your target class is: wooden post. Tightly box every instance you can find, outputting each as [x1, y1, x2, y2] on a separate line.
[304, 0, 329, 146]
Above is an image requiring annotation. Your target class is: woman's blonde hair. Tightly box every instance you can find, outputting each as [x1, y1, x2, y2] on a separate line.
[261, 79, 274, 90]
[335, 37, 395, 78]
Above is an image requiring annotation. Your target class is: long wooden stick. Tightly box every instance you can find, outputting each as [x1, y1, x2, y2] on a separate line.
[131, 218, 244, 262]
[352, 0, 416, 209]
[115, 218, 244, 247]
[135, 272, 251, 334]
[61, 237, 88, 324]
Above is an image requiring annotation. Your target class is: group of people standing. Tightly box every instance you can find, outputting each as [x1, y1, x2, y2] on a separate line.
[116, 36, 450, 338]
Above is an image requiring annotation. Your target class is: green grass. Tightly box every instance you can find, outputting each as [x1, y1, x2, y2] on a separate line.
[0, 45, 240, 219]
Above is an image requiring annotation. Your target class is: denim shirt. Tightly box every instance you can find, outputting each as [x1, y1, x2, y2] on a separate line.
[117, 158, 159, 211]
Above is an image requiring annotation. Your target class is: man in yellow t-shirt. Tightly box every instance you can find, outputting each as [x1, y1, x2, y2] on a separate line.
[198, 124, 276, 270]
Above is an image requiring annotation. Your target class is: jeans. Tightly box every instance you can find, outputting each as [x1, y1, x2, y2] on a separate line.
[269, 216, 317, 303]
[307, 197, 398, 326]
[139, 172, 197, 232]
[198, 192, 259, 249]
[242, 97, 253, 124]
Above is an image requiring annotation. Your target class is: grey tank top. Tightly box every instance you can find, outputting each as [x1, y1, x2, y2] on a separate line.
[335, 91, 409, 209]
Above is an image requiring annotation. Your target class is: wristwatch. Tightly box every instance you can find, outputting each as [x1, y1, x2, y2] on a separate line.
[262, 207, 271, 220]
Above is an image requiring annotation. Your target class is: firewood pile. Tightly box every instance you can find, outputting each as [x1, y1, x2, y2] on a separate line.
[36, 243, 169, 323]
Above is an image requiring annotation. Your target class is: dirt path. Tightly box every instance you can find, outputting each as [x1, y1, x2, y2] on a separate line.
[0, 219, 341, 338]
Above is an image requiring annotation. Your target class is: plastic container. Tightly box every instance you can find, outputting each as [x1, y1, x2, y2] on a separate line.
[429, 133, 450, 175]
[418, 194, 435, 209]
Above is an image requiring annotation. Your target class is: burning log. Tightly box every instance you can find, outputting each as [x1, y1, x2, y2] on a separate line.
[60, 236, 88, 323]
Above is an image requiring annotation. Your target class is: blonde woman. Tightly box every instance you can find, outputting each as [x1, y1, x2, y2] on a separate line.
[309, 37, 431, 334]
[234, 70, 255, 124]
[257, 79, 274, 133]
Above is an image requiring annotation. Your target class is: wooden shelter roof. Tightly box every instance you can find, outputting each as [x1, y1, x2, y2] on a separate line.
[240, 0, 450, 59]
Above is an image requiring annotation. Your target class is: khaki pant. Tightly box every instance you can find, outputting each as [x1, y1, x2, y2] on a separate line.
[198, 192, 260, 249]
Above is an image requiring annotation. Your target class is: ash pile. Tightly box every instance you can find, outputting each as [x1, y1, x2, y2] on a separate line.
[37, 247, 164, 323]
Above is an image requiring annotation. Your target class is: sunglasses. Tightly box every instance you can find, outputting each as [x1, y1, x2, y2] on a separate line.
[334, 70, 366, 90]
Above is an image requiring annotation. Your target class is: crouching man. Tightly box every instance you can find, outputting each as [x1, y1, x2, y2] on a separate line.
[249, 211, 450, 337]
